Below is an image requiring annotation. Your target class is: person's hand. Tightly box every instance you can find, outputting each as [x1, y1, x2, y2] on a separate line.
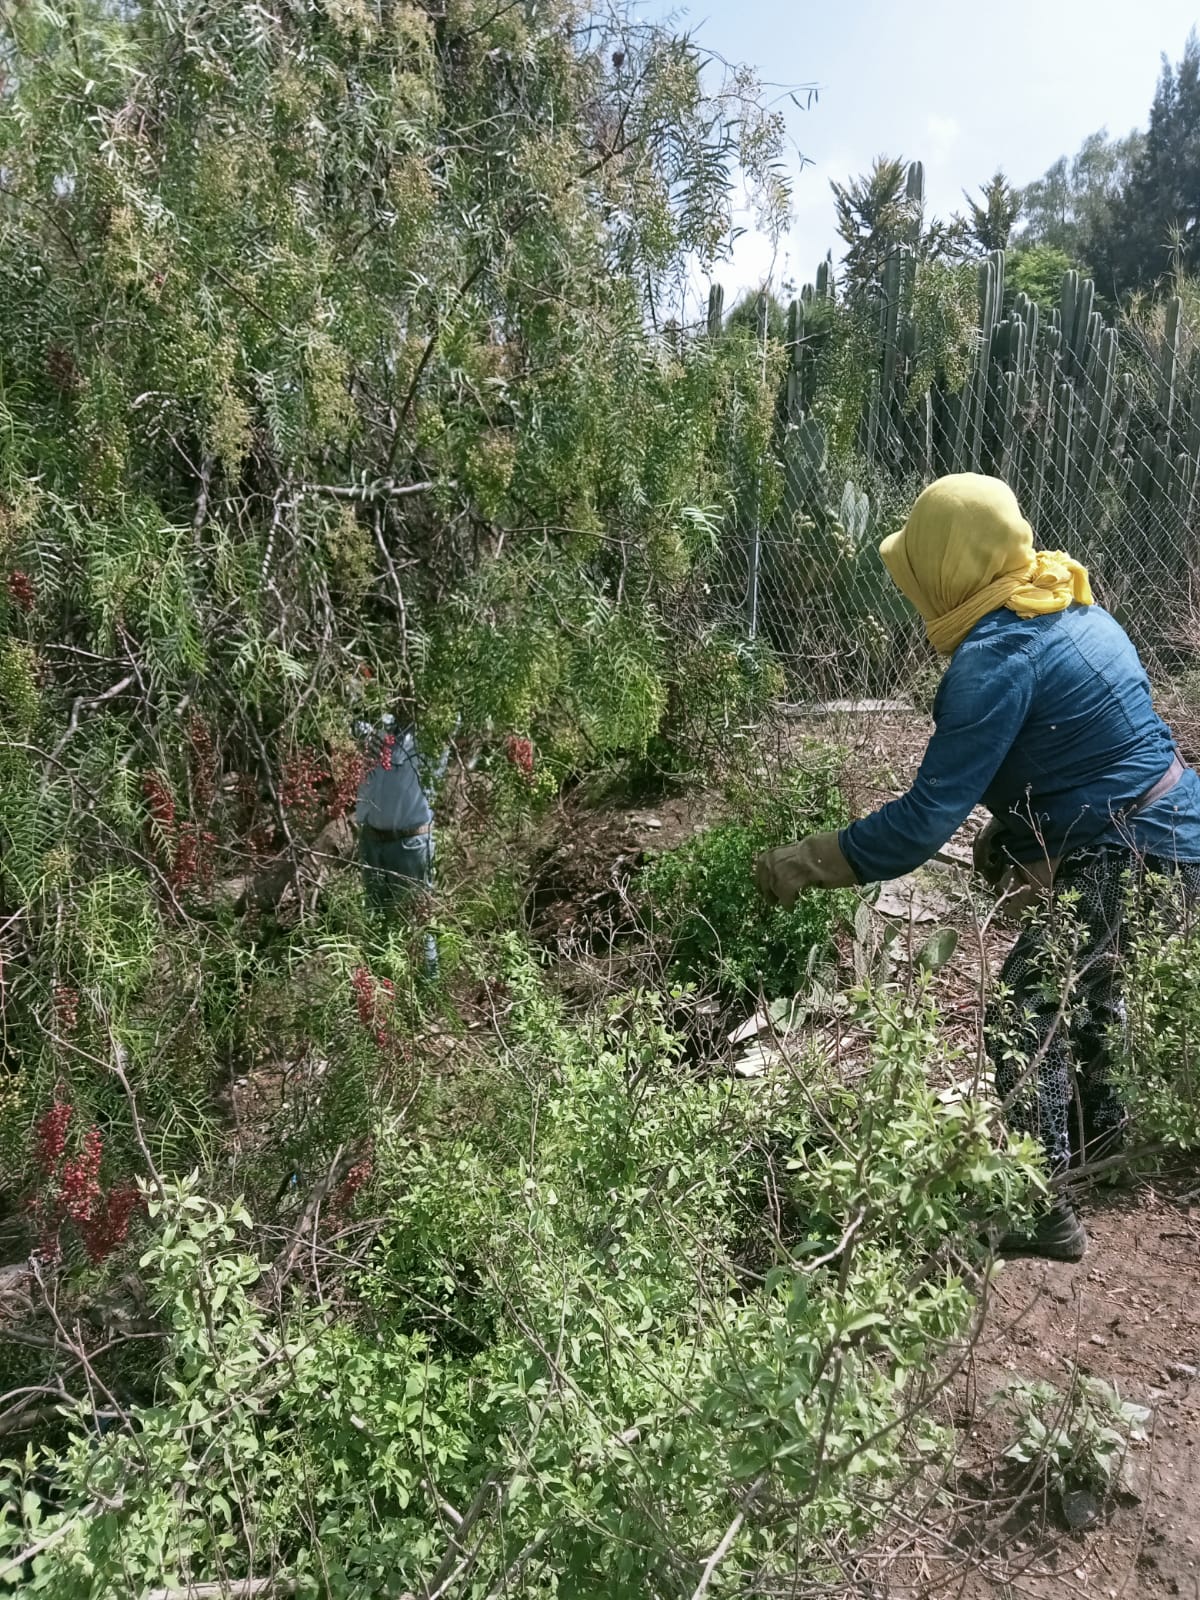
[972, 818, 1008, 887]
[753, 831, 858, 911]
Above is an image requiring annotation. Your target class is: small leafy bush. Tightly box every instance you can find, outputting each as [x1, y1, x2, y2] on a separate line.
[997, 1371, 1149, 1495]
[633, 628, 786, 787]
[639, 750, 852, 995]
[787, 986, 1039, 1257]
[1115, 869, 1200, 1149]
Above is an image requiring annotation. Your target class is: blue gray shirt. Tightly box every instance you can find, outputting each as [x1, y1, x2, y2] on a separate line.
[355, 724, 450, 832]
[841, 605, 1200, 884]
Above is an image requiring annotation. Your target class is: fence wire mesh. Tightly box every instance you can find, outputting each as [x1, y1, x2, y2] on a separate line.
[712, 251, 1200, 724]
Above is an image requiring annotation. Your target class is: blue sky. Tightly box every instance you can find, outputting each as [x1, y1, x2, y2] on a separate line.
[651, 0, 1199, 302]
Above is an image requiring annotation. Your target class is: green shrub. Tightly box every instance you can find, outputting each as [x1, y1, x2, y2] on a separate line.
[0, 946, 1041, 1600]
[1115, 869, 1200, 1149]
[633, 627, 786, 788]
[997, 1370, 1149, 1495]
[639, 751, 852, 996]
[0, 0, 790, 1205]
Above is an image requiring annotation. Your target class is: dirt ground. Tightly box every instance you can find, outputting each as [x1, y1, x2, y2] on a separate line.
[942, 1174, 1200, 1600]
[522, 709, 1200, 1600]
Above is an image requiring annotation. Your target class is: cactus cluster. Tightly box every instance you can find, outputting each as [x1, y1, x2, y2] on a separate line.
[716, 168, 1200, 677]
[782, 230, 1194, 564]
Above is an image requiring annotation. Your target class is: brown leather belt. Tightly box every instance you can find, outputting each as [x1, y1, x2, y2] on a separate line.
[360, 821, 433, 842]
[999, 754, 1189, 915]
[1133, 753, 1186, 814]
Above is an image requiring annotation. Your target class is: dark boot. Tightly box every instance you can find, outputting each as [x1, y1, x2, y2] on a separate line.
[995, 1197, 1088, 1262]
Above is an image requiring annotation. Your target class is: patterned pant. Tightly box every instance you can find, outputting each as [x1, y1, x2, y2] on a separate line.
[987, 849, 1200, 1172]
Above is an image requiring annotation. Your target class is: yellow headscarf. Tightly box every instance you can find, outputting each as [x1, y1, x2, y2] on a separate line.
[879, 473, 1093, 656]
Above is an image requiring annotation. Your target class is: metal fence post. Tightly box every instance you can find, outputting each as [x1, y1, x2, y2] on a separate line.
[747, 290, 769, 642]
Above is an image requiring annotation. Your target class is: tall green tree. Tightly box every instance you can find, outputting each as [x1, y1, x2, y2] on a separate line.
[831, 156, 962, 297]
[961, 169, 1021, 253]
[0, 0, 788, 763]
[1096, 32, 1200, 294]
[0, 0, 789, 1221]
[1017, 128, 1142, 266]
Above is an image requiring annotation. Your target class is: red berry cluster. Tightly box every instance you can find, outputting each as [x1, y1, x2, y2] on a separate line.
[60, 1127, 103, 1222]
[187, 714, 217, 813]
[6, 569, 35, 612]
[332, 1153, 374, 1213]
[280, 746, 329, 823]
[142, 770, 176, 829]
[143, 771, 216, 892]
[351, 966, 395, 1049]
[29, 1107, 143, 1263]
[53, 983, 79, 1035]
[351, 965, 374, 1028]
[378, 732, 397, 773]
[329, 748, 368, 819]
[170, 821, 217, 893]
[35, 1101, 72, 1172]
[505, 734, 534, 781]
[79, 1184, 142, 1264]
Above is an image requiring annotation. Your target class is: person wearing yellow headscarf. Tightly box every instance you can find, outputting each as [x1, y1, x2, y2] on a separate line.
[754, 473, 1200, 1262]
[876, 472, 1093, 655]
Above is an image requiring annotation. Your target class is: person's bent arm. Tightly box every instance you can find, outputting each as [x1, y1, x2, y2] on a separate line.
[839, 638, 1035, 883]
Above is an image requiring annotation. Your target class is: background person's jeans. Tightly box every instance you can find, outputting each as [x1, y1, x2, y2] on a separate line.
[359, 827, 438, 976]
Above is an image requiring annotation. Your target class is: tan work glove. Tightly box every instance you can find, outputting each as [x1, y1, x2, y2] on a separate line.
[754, 831, 859, 911]
[972, 817, 1008, 888]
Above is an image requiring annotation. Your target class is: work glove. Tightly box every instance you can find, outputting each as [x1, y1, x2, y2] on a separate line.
[972, 818, 1009, 888]
[754, 831, 858, 911]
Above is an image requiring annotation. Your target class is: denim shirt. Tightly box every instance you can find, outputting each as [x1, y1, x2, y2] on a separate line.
[841, 605, 1200, 884]
[354, 725, 450, 832]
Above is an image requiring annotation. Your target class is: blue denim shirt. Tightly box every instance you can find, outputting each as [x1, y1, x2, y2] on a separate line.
[354, 725, 450, 832]
[841, 605, 1200, 883]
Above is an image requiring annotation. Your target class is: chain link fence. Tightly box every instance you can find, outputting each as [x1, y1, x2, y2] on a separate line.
[713, 251, 1200, 725]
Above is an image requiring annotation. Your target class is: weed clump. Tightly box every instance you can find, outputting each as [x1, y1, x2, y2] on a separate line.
[640, 751, 852, 996]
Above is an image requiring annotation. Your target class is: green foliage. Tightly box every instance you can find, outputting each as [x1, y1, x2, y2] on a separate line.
[1019, 36, 1200, 298]
[726, 288, 788, 342]
[905, 259, 981, 402]
[789, 986, 1039, 1250]
[635, 627, 786, 786]
[639, 753, 851, 995]
[960, 169, 1021, 254]
[1017, 127, 1142, 270]
[831, 157, 963, 299]
[1123, 263, 1200, 381]
[0, 0, 790, 1194]
[1095, 33, 1200, 295]
[997, 1371, 1149, 1494]
[0, 956, 1042, 1599]
[1006, 243, 1078, 313]
[1115, 870, 1200, 1148]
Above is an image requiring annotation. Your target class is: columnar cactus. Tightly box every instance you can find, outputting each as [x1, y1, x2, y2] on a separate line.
[713, 161, 1200, 680]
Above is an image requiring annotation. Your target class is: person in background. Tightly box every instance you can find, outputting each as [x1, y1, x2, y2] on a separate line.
[753, 473, 1200, 1263]
[355, 715, 451, 979]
